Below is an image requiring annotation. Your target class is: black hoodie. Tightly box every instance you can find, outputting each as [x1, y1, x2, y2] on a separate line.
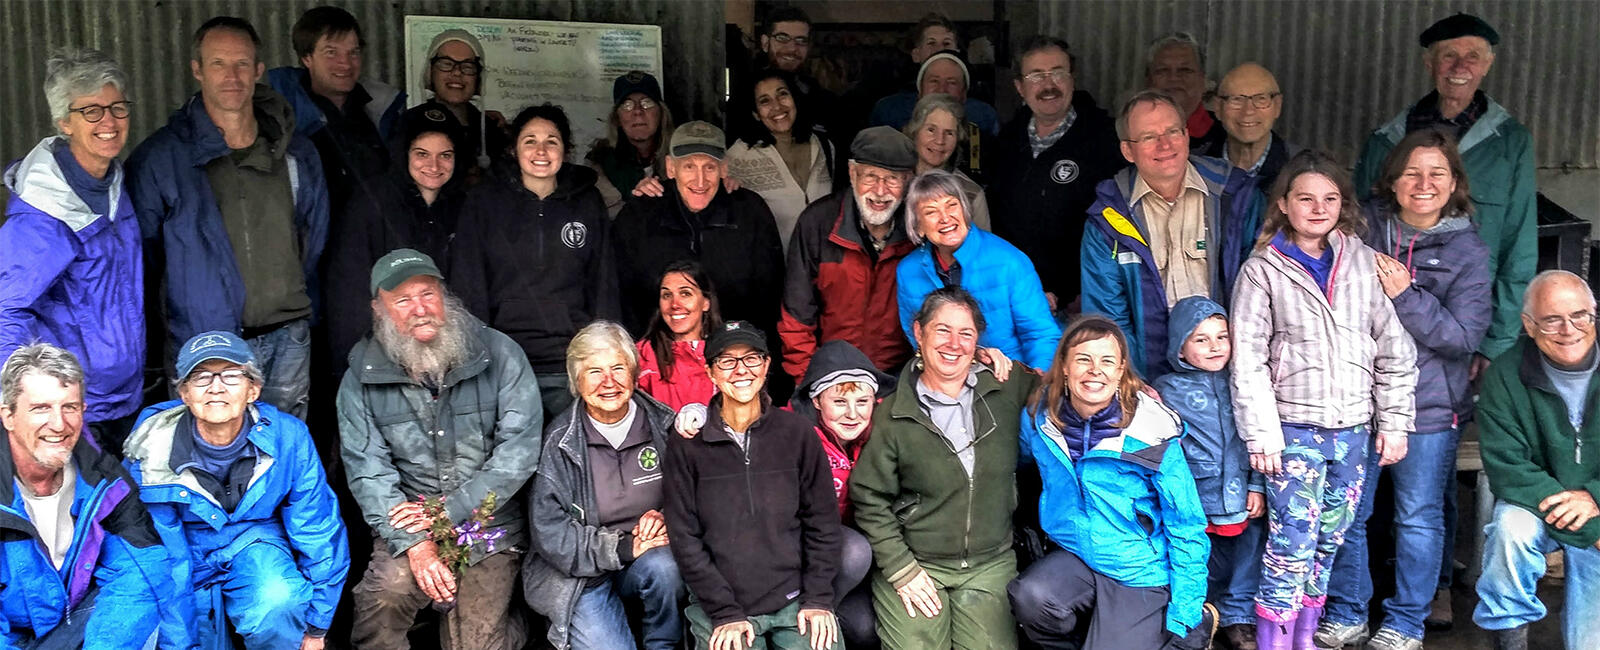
[988, 90, 1128, 303]
[449, 163, 620, 372]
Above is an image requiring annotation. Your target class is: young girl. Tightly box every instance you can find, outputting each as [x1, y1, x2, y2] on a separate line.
[635, 260, 722, 410]
[1229, 150, 1418, 649]
[1150, 296, 1265, 649]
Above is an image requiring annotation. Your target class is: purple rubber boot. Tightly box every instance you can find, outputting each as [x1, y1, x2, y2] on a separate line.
[1293, 605, 1323, 650]
[1256, 614, 1296, 650]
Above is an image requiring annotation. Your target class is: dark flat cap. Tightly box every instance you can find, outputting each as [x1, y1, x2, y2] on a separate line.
[1420, 13, 1500, 48]
[849, 126, 917, 172]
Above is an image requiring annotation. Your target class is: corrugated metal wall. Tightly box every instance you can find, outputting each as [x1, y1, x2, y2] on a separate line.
[1039, 0, 1599, 170]
[0, 0, 724, 165]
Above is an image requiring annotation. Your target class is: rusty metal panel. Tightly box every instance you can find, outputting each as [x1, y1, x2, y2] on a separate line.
[0, 0, 724, 165]
[1038, 0, 1598, 169]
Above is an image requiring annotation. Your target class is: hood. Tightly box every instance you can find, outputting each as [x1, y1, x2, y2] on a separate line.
[788, 340, 896, 423]
[1362, 199, 1480, 255]
[3, 136, 122, 233]
[1166, 296, 1227, 372]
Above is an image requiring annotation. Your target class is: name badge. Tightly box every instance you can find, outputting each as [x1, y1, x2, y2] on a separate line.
[1117, 251, 1141, 265]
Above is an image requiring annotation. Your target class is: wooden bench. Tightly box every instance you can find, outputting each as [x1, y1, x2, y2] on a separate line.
[1453, 427, 1491, 583]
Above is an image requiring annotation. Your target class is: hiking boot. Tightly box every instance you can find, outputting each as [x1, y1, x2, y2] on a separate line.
[1220, 623, 1259, 650]
[1491, 626, 1528, 650]
[1312, 620, 1367, 648]
[1424, 587, 1453, 630]
[1202, 603, 1221, 649]
[1364, 628, 1422, 650]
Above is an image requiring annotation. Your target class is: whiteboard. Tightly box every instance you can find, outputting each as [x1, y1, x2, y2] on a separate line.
[403, 15, 664, 162]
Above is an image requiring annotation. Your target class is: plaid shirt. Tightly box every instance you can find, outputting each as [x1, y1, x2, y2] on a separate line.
[1405, 90, 1488, 141]
[1229, 231, 1419, 455]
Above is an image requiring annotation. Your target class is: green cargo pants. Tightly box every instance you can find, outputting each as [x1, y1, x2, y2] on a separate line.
[871, 551, 1018, 650]
[685, 599, 843, 650]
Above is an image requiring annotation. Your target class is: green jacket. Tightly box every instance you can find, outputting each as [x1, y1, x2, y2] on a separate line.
[1353, 97, 1537, 361]
[848, 364, 1037, 586]
[1478, 337, 1600, 548]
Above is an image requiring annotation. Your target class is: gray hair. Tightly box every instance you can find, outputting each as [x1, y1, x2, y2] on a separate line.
[903, 93, 965, 143]
[904, 169, 974, 246]
[913, 285, 987, 335]
[170, 361, 265, 391]
[565, 320, 640, 396]
[1115, 89, 1183, 140]
[1145, 31, 1205, 74]
[1, 344, 84, 411]
[44, 48, 128, 124]
[1523, 269, 1596, 316]
[372, 287, 476, 382]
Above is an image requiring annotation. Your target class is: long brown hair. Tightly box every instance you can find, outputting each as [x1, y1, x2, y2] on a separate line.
[642, 260, 723, 382]
[1374, 127, 1473, 218]
[1255, 149, 1365, 250]
[1028, 315, 1144, 429]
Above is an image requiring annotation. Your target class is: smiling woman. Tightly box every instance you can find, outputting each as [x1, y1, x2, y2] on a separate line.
[725, 67, 837, 252]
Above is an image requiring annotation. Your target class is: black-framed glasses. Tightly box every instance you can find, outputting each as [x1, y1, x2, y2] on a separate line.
[1219, 92, 1280, 110]
[188, 369, 249, 388]
[712, 353, 768, 371]
[68, 101, 132, 123]
[430, 56, 481, 76]
[619, 98, 657, 112]
[1534, 311, 1596, 335]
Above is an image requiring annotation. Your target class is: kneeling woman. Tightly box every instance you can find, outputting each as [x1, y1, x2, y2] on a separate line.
[1006, 317, 1211, 650]
[850, 287, 1038, 650]
[525, 321, 683, 650]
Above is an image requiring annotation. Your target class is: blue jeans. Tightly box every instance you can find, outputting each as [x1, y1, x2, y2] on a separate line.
[568, 546, 683, 650]
[1474, 501, 1600, 649]
[203, 541, 313, 650]
[1325, 428, 1458, 638]
[1210, 519, 1265, 627]
[1257, 424, 1368, 620]
[245, 318, 312, 420]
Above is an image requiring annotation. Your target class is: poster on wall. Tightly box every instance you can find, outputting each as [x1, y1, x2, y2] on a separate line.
[404, 15, 664, 162]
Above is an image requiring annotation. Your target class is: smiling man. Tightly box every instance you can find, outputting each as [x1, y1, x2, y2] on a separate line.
[1143, 32, 1224, 152]
[338, 248, 543, 649]
[1196, 62, 1303, 189]
[1081, 90, 1264, 379]
[1354, 13, 1535, 399]
[0, 344, 190, 648]
[1473, 270, 1600, 650]
[613, 121, 785, 342]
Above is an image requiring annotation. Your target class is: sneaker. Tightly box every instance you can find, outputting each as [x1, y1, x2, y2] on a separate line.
[1424, 587, 1453, 630]
[1220, 623, 1259, 650]
[1312, 620, 1368, 648]
[1365, 628, 1422, 650]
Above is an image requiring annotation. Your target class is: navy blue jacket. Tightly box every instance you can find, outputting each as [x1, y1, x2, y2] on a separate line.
[126, 86, 329, 346]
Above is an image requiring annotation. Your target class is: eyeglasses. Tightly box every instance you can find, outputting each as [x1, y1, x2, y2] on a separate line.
[1533, 311, 1596, 335]
[1021, 68, 1071, 86]
[430, 56, 481, 76]
[1124, 125, 1187, 147]
[187, 369, 249, 388]
[68, 101, 132, 123]
[855, 170, 905, 191]
[712, 353, 768, 371]
[1219, 92, 1280, 110]
[769, 32, 810, 46]
[619, 98, 657, 112]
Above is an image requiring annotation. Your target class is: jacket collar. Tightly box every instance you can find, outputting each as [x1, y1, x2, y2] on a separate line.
[700, 393, 777, 444]
[3, 136, 125, 237]
[1515, 336, 1600, 397]
[1033, 391, 1182, 471]
[555, 392, 675, 463]
[171, 84, 293, 168]
[0, 429, 123, 515]
[827, 190, 913, 255]
[1377, 94, 1513, 153]
[886, 361, 1001, 428]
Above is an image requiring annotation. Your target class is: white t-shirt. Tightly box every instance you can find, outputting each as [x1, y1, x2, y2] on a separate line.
[589, 402, 638, 450]
[19, 461, 77, 570]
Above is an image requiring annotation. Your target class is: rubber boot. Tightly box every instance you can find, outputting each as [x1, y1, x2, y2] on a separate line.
[1256, 614, 1296, 650]
[1292, 605, 1321, 649]
[1490, 626, 1528, 650]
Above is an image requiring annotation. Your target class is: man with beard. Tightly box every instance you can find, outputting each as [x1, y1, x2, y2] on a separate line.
[779, 127, 919, 382]
[1, 344, 190, 648]
[337, 249, 543, 649]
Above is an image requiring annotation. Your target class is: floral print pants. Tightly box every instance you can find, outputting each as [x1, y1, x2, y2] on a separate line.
[1255, 423, 1369, 621]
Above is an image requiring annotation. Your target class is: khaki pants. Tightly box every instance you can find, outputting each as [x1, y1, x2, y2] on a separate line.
[871, 552, 1018, 650]
[351, 543, 523, 650]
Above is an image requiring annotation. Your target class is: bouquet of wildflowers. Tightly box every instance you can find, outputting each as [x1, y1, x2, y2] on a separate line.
[418, 491, 504, 574]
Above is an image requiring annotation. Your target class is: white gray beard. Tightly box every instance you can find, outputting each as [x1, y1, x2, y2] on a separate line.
[854, 192, 899, 227]
[373, 295, 475, 383]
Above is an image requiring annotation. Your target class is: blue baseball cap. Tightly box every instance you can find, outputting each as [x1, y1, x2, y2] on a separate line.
[175, 331, 255, 379]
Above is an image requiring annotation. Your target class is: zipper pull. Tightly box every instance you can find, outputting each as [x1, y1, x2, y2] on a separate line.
[1577, 435, 1583, 465]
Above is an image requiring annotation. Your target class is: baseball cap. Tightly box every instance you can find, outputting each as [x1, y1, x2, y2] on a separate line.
[175, 331, 255, 379]
[670, 121, 726, 160]
[705, 320, 770, 362]
[371, 248, 444, 296]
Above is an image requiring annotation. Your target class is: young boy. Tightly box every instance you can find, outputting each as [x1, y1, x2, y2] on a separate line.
[1150, 296, 1265, 650]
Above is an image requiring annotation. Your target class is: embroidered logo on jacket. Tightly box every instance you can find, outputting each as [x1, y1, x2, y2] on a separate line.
[1051, 159, 1080, 184]
[561, 222, 588, 249]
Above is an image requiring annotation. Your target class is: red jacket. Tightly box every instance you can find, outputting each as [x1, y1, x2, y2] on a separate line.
[815, 425, 867, 523]
[779, 191, 916, 381]
[636, 339, 715, 411]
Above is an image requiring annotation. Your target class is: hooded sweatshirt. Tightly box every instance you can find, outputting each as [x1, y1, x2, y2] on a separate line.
[788, 340, 895, 520]
[1362, 200, 1493, 432]
[1150, 296, 1258, 527]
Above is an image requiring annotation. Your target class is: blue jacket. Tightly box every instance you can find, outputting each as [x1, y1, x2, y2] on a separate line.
[1149, 296, 1259, 525]
[126, 87, 329, 346]
[266, 67, 405, 142]
[896, 227, 1061, 370]
[1020, 391, 1210, 637]
[1081, 155, 1264, 379]
[1, 437, 192, 649]
[124, 401, 348, 644]
[1363, 202, 1493, 432]
[1, 137, 144, 423]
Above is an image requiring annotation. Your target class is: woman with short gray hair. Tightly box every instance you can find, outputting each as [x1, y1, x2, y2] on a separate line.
[895, 170, 1061, 369]
[1, 47, 144, 455]
[903, 93, 989, 230]
[526, 320, 685, 650]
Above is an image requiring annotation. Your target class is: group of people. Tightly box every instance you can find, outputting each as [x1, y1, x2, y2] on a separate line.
[0, 5, 1587, 650]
